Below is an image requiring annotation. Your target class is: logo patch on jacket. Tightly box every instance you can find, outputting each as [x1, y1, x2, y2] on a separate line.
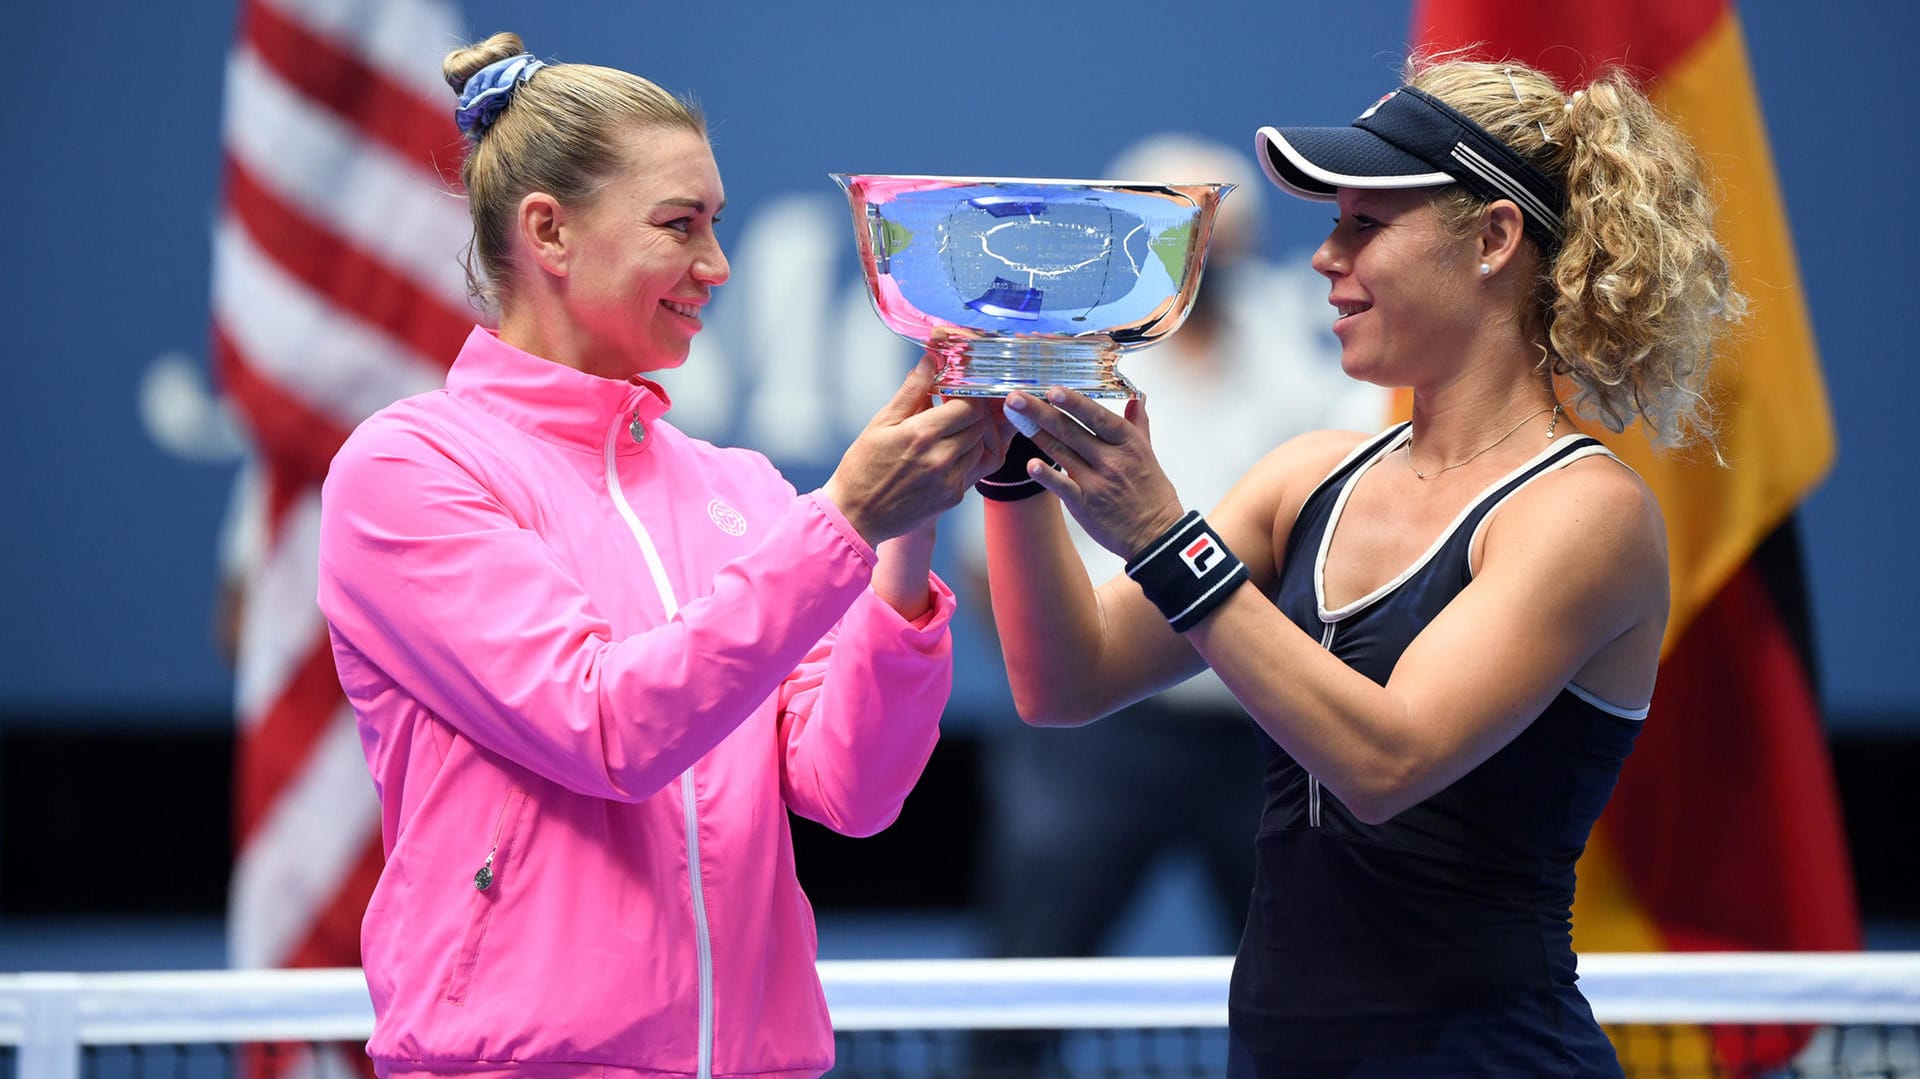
[707, 498, 748, 537]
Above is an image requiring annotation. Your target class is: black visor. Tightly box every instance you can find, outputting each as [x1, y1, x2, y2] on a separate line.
[1256, 87, 1566, 250]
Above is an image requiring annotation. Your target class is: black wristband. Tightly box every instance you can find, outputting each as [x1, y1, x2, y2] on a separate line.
[975, 433, 1056, 502]
[1124, 510, 1249, 632]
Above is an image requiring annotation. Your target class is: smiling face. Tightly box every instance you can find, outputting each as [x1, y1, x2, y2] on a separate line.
[1311, 186, 1483, 388]
[559, 124, 729, 379]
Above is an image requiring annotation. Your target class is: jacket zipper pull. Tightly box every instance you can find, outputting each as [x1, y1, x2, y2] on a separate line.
[629, 409, 646, 444]
[474, 847, 497, 891]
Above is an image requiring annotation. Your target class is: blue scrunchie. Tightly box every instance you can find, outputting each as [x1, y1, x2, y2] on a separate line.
[455, 53, 546, 136]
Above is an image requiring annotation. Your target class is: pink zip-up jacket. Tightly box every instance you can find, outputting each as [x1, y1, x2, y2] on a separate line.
[317, 327, 953, 1079]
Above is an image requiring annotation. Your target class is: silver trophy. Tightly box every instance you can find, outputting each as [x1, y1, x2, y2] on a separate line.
[832, 174, 1234, 398]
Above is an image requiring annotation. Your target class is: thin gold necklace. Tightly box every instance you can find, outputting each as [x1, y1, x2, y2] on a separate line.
[1407, 403, 1563, 480]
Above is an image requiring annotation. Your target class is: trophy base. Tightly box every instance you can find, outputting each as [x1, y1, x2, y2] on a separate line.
[929, 338, 1136, 399]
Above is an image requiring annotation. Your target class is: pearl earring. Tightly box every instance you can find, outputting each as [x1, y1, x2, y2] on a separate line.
[1479, 263, 1491, 276]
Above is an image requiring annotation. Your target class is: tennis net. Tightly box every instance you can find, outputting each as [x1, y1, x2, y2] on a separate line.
[3, 952, 1915, 1077]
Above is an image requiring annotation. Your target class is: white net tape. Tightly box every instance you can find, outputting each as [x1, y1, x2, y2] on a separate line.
[4, 953, 1918, 1078]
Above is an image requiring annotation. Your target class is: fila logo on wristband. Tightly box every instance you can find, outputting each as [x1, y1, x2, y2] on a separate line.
[1181, 535, 1224, 576]
[1126, 510, 1249, 633]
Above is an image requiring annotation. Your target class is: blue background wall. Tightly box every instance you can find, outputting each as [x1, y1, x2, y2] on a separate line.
[4, 0, 1913, 734]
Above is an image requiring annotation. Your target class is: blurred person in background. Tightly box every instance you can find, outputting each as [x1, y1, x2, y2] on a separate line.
[960, 132, 1383, 1074]
[316, 32, 1006, 1079]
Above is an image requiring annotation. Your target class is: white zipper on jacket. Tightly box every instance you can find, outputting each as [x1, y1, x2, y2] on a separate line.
[1308, 622, 1337, 827]
[604, 408, 715, 1079]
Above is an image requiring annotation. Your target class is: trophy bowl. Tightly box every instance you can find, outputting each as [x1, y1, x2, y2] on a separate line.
[831, 173, 1234, 398]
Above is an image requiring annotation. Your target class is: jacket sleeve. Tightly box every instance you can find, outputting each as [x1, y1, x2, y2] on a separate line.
[774, 570, 955, 838]
[317, 419, 876, 804]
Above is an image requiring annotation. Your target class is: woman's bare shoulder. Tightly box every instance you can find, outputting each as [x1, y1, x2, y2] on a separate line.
[1483, 450, 1669, 600]
[1514, 451, 1665, 537]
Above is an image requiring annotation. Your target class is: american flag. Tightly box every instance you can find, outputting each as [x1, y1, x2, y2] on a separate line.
[215, 0, 470, 1024]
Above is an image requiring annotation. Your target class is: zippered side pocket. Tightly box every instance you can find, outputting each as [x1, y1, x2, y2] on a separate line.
[442, 788, 529, 1005]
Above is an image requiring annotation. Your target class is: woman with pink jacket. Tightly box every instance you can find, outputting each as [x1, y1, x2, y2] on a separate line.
[315, 32, 1006, 1079]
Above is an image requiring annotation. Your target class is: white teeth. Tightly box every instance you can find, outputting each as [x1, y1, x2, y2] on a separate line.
[663, 300, 698, 318]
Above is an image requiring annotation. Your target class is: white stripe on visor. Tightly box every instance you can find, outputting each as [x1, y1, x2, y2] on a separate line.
[1255, 126, 1452, 201]
[1449, 142, 1564, 241]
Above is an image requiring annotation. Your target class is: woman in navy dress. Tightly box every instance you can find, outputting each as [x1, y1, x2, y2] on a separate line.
[976, 55, 1742, 1077]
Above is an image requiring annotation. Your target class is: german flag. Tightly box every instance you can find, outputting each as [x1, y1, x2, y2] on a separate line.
[1408, 0, 1859, 1071]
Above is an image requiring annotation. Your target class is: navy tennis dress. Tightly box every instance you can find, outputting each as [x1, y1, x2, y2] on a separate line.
[1227, 424, 1643, 1079]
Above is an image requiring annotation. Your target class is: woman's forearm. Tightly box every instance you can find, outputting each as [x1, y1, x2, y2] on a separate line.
[982, 496, 1122, 725]
[871, 523, 938, 621]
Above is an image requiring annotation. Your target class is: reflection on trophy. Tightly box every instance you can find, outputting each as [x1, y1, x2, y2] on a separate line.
[831, 174, 1234, 398]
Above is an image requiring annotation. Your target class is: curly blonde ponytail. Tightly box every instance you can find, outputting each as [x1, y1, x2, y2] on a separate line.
[1410, 57, 1744, 449]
